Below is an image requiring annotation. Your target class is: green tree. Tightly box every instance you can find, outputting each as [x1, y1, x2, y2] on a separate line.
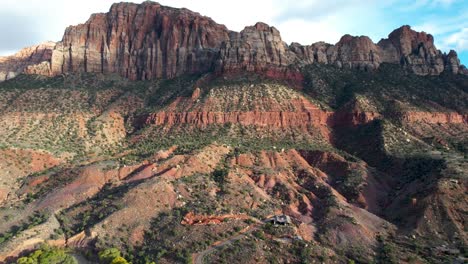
[16, 245, 76, 264]
[38, 248, 75, 264]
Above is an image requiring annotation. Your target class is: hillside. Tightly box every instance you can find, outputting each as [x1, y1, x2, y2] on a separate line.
[0, 2, 467, 264]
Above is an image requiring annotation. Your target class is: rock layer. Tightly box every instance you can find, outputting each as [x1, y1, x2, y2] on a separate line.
[398, 111, 468, 124]
[146, 109, 467, 130]
[0, 2, 467, 81]
[146, 110, 332, 128]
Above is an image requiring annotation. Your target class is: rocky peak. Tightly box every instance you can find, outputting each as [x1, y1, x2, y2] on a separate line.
[377, 25, 451, 75]
[253, 22, 273, 31]
[446, 50, 464, 74]
[332, 34, 381, 70]
[386, 25, 436, 56]
[218, 21, 296, 74]
[0, 41, 55, 81]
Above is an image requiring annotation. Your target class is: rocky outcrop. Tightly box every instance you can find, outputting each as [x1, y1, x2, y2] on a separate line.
[327, 35, 381, 71]
[0, 41, 55, 81]
[217, 23, 300, 77]
[290, 25, 466, 75]
[398, 111, 468, 124]
[331, 110, 381, 127]
[445, 50, 466, 75]
[377, 25, 458, 75]
[1, 3, 466, 81]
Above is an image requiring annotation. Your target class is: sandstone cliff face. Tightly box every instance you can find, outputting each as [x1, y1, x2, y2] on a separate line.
[0, 42, 55, 81]
[327, 35, 381, 71]
[47, 3, 468, 79]
[217, 23, 296, 72]
[51, 2, 230, 80]
[1, 3, 466, 81]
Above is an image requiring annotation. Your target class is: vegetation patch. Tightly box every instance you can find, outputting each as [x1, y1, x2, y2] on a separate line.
[16, 244, 76, 264]
[0, 211, 48, 245]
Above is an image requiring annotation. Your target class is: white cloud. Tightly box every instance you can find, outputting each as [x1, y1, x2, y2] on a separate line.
[276, 19, 343, 45]
[412, 10, 468, 53]
[0, 0, 149, 56]
[442, 28, 468, 52]
[162, 0, 391, 45]
[414, 12, 468, 35]
[149, 0, 366, 45]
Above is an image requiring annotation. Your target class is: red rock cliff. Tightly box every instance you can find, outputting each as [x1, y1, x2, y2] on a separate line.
[1, 3, 467, 81]
[49, 4, 468, 78]
[51, 2, 231, 80]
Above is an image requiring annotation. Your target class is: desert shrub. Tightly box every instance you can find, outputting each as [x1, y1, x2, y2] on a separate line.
[337, 169, 365, 202]
[212, 167, 229, 186]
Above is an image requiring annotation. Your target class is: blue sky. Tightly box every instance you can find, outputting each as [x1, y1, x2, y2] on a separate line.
[0, 0, 467, 65]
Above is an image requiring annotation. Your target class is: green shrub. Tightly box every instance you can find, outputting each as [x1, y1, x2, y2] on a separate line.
[16, 244, 76, 264]
[98, 248, 122, 264]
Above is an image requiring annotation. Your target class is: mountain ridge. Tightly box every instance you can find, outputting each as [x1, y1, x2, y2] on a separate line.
[0, 1, 467, 82]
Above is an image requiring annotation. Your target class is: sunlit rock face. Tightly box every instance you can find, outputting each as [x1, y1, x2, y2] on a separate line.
[1, 3, 466, 82]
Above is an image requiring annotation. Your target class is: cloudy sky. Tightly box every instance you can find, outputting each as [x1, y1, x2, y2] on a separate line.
[1, 0, 467, 64]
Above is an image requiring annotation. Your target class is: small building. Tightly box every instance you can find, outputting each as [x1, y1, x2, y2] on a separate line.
[266, 215, 292, 225]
